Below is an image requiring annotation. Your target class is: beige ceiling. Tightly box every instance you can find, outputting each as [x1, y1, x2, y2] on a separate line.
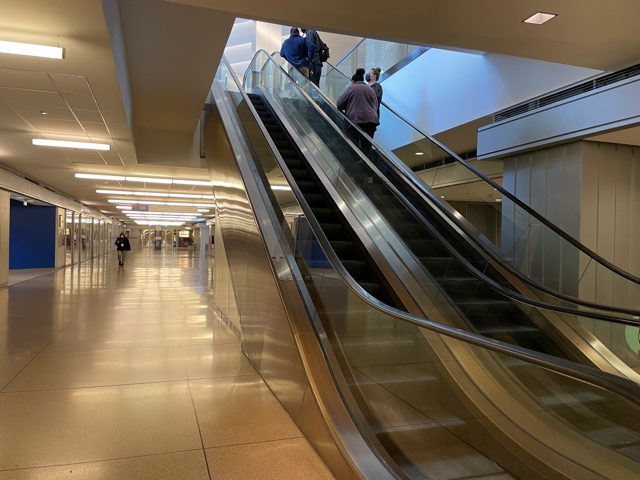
[0, 0, 639, 224]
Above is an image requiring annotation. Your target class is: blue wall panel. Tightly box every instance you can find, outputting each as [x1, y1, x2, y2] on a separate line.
[9, 200, 56, 269]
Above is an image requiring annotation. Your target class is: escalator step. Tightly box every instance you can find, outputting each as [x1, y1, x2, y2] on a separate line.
[359, 282, 381, 296]
[475, 325, 540, 335]
[342, 260, 367, 276]
[405, 239, 445, 257]
[289, 169, 309, 180]
[330, 240, 353, 253]
[297, 181, 317, 192]
[305, 194, 326, 206]
[375, 422, 510, 480]
[283, 158, 302, 169]
[274, 140, 292, 150]
[310, 207, 334, 219]
[278, 148, 298, 158]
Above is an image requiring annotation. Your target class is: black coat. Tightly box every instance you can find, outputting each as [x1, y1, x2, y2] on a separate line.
[115, 237, 131, 251]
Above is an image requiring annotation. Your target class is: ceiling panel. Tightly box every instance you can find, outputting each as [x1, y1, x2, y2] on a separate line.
[66, 157, 107, 165]
[74, 109, 104, 123]
[0, 69, 56, 90]
[63, 94, 98, 111]
[50, 74, 92, 96]
[0, 88, 66, 106]
[10, 104, 76, 120]
[28, 117, 85, 133]
[81, 122, 109, 136]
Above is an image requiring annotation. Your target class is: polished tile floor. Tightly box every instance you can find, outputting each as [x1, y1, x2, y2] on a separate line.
[0, 249, 335, 479]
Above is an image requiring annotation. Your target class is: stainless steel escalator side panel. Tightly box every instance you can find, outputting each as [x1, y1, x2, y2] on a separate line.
[207, 79, 398, 480]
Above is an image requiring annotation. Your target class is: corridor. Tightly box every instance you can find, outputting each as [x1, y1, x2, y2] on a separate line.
[0, 249, 334, 479]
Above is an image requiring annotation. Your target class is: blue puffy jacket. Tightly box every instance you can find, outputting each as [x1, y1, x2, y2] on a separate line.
[280, 33, 315, 70]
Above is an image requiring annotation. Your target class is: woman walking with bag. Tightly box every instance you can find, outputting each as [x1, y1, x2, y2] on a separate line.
[115, 232, 131, 266]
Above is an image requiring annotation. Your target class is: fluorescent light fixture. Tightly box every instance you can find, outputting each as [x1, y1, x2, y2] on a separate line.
[125, 176, 172, 184]
[134, 221, 185, 226]
[76, 173, 125, 181]
[415, 152, 424, 156]
[523, 12, 557, 25]
[271, 185, 292, 191]
[116, 206, 132, 210]
[34, 139, 110, 150]
[107, 199, 215, 207]
[198, 209, 210, 212]
[0, 40, 65, 59]
[172, 179, 212, 186]
[97, 190, 134, 195]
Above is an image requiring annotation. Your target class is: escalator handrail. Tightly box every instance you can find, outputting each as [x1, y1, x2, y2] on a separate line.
[325, 61, 640, 287]
[231, 52, 640, 411]
[278, 52, 640, 317]
[266, 51, 640, 324]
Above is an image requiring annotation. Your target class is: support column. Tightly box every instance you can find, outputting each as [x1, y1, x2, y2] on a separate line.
[0, 190, 9, 288]
[502, 140, 640, 363]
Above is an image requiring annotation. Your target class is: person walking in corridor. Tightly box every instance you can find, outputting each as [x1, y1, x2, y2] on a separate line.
[115, 232, 131, 266]
[280, 27, 315, 80]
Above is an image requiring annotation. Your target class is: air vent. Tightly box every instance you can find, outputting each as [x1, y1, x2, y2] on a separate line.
[493, 63, 640, 122]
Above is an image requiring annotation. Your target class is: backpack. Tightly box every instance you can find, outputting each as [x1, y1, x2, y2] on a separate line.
[319, 41, 330, 62]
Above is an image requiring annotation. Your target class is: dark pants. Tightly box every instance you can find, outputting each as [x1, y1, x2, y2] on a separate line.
[311, 63, 322, 86]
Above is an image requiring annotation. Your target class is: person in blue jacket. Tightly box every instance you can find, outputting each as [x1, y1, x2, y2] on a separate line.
[280, 27, 315, 80]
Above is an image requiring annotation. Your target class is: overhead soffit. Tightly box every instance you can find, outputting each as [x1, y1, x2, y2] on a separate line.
[168, 0, 640, 72]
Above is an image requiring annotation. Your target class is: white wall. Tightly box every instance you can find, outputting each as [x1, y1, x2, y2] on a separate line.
[383, 49, 602, 137]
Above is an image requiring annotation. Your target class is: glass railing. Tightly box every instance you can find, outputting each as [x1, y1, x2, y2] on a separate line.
[288, 55, 640, 316]
[214, 54, 640, 479]
[322, 38, 423, 98]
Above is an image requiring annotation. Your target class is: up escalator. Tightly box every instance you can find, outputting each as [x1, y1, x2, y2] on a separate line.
[248, 92, 397, 307]
[211, 54, 640, 479]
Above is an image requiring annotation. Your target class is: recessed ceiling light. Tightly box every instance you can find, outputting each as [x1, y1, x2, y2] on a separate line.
[40, 111, 48, 115]
[0, 40, 65, 59]
[415, 152, 424, 156]
[523, 12, 557, 25]
[34, 139, 110, 150]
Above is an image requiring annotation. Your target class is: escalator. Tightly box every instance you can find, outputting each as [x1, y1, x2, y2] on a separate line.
[209, 54, 640, 479]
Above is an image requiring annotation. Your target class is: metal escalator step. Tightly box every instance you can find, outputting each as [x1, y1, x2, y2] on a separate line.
[587, 426, 640, 450]
[274, 140, 292, 150]
[333, 334, 419, 347]
[341, 260, 366, 275]
[329, 240, 353, 253]
[283, 158, 302, 169]
[278, 148, 297, 158]
[288, 169, 309, 179]
[536, 391, 606, 408]
[296, 181, 316, 192]
[310, 207, 333, 219]
[360, 282, 381, 296]
[375, 422, 511, 480]
[475, 325, 540, 335]
[405, 238, 446, 257]
[304, 194, 325, 206]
